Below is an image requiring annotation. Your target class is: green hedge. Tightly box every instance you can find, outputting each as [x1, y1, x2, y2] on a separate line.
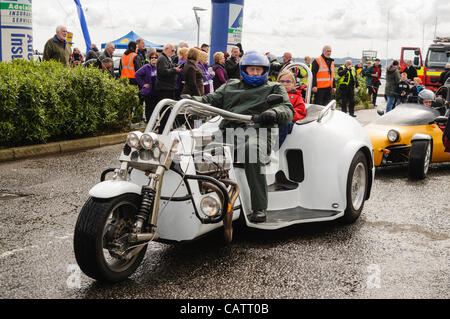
[0, 59, 140, 147]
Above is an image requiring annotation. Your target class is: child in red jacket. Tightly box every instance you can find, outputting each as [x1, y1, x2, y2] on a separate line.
[277, 70, 307, 147]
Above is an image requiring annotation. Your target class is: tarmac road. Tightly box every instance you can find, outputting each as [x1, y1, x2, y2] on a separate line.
[0, 106, 449, 300]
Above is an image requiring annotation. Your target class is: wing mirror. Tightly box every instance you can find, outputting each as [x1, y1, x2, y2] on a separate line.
[266, 94, 284, 106]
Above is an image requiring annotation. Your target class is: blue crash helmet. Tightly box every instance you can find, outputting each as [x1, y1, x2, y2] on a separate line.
[239, 51, 270, 87]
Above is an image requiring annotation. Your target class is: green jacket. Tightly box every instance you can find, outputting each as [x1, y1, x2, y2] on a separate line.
[193, 79, 294, 130]
[43, 36, 72, 67]
[385, 66, 400, 96]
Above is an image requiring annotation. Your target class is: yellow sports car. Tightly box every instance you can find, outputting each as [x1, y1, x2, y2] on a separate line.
[365, 103, 450, 179]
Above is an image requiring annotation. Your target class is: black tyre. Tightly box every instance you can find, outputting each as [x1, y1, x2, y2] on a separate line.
[342, 151, 368, 224]
[408, 140, 431, 180]
[74, 193, 147, 283]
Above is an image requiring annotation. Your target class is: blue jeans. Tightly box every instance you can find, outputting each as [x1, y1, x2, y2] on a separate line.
[278, 122, 294, 148]
[386, 96, 396, 113]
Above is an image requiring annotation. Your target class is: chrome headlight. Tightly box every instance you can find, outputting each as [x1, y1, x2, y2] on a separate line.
[140, 133, 155, 150]
[200, 196, 221, 217]
[126, 131, 143, 149]
[387, 129, 400, 143]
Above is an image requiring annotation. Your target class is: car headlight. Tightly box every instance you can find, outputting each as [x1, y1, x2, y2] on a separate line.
[140, 133, 156, 150]
[126, 131, 143, 149]
[387, 129, 400, 143]
[200, 196, 221, 218]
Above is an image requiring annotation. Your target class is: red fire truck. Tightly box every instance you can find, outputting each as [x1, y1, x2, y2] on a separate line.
[400, 37, 450, 91]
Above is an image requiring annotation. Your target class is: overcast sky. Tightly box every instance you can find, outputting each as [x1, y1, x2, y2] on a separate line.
[32, 0, 450, 59]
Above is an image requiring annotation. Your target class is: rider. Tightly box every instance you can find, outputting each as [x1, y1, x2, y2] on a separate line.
[191, 51, 294, 223]
[418, 89, 435, 107]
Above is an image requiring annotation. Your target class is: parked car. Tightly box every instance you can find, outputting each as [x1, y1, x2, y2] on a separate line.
[365, 100, 450, 179]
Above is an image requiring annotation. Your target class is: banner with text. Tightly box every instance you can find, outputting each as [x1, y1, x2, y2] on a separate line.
[0, 0, 33, 62]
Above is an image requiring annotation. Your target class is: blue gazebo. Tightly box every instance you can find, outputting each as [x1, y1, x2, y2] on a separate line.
[101, 31, 163, 49]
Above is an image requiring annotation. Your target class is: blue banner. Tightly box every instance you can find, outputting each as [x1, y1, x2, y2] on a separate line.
[73, 0, 91, 54]
[210, 0, 244, 65]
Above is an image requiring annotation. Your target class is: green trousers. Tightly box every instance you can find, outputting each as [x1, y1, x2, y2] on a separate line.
[231, 129, 272, 212]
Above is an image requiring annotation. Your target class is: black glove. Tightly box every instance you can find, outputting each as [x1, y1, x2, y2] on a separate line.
[252, 109, 278, 125]
[180, 94, 193, 100]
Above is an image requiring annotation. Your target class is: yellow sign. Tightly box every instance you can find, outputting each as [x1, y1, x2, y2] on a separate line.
[66, 31, 73, 46]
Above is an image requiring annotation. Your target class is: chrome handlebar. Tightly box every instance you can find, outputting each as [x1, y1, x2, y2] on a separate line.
[145, 98, 253, 134]
[317, 100, 337, 123]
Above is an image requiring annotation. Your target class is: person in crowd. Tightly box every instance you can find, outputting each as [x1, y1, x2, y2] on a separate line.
[100, 42, 115, 61]
[99, 42, 116, 77]
[43, 25, 72, 67]
[201, 43, 210, 53]
[408, 77, 424, 103]
[236, 43, 244, 57]
[439, 63, 450, 85]
[403, 59, 418, 81]
[156, 43, 181, 100]
[311, 45, 335, 105]
[225, 46, 241, 79]
[361, 61, 372, 96]
[135, 51, 159, 123]
[355, 61, 364, 75]
[281, 51, 301, 83]
[83, 57, 114, 78]
[70, 47, 84, 67]
[298, 56, 312, 87]
[396, 72, 410, 106]
[175, 47, 189, 99]
[212, 51, 228, 91]
[191, 51, 294, 223]
[281, 52, 293, 69]
[367, 58, 382, 106]
[155, 43, 181, 132]
[277, 70, 306, 146]
[265, 52, 282, 81]
[304, 56, 311, 66]
[182, 47, 204, 97]
[119, 41, 141, 85]
[85, 43, 100, 61]
[172, 41, 189, 64]
[136, 38, 147, 66]
[337, 60, 359, 117]
[442, 111, 450, 153]
[198, 50, 215, 94]
[385, 60, 400, 113]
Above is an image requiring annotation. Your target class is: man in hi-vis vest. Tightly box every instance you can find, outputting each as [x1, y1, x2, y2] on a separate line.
[337, 60, 360, 117]
[311, 45, 336, 106]
[119, 41, 142, 86]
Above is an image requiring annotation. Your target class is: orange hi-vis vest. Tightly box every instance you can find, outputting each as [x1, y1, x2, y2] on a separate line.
[315, 56, 334, 88]
[120, 52, 137, 79]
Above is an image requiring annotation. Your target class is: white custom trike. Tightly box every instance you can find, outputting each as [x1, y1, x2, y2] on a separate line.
[73, 63, 375, 282]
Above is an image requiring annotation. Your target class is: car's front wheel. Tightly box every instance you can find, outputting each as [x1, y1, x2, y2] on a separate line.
[342, 151, 368, 224]
[408, 140, 431, 180]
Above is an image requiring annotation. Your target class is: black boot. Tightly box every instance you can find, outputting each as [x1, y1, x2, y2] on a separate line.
[250, 210, 266, 223]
